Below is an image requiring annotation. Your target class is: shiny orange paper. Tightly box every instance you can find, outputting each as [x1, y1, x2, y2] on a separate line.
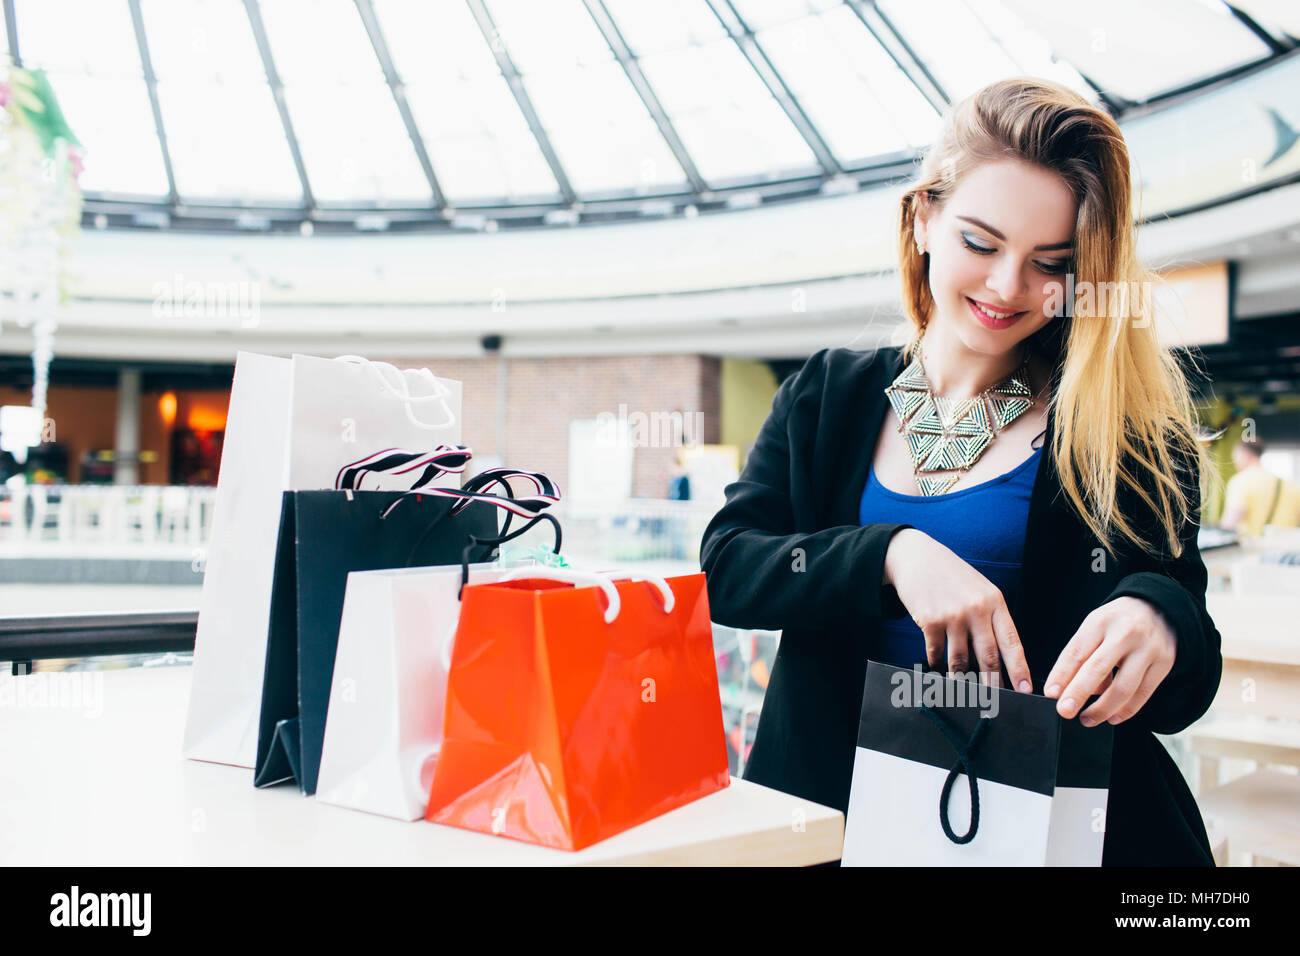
[424, 572, 730, 850]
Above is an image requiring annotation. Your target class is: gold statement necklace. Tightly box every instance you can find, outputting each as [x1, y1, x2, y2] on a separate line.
[884, 348, 1035, 496]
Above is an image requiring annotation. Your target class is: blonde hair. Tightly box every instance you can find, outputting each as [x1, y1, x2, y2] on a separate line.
[896, 77, 1215, 560]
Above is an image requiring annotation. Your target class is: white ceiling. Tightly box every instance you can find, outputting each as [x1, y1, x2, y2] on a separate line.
[3, 178, 1297, 362]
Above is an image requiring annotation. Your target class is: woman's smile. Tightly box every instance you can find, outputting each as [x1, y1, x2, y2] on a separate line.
[966, 295, 1028, 329]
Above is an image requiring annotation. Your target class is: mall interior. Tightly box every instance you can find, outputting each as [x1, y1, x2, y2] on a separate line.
[1, 0, 1299, 868]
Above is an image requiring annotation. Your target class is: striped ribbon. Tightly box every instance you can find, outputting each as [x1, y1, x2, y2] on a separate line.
[379, 466, 561, 522]
[335, 445, 473, 492]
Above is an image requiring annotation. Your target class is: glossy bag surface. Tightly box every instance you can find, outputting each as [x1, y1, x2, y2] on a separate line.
[425, 572, 730, 850]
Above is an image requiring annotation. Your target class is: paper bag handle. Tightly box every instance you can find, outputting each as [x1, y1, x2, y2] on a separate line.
[489, 567, 674, 622]
[336, 445, 472, 492]
[457, 512, 561, 598]
[407, 743, 442, 815]
[496, 566, 624, 624]
[377, 467, 562, 569]
[598, 570, 675, 614]
[919, 705, 991, 845]
[333, 355, 457, 431]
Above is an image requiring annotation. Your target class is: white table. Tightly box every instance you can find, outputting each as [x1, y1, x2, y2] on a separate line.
[0, 665, 843, 866]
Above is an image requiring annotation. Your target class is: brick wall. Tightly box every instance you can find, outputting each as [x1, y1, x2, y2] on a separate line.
[382, 354, 720, 499]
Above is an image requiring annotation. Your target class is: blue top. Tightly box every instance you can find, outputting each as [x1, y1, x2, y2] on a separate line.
[858, 444, 1043, 668]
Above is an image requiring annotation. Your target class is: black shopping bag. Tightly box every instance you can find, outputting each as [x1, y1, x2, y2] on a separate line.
[252, 489, 501, 794]
[841, 661, 1113, 866]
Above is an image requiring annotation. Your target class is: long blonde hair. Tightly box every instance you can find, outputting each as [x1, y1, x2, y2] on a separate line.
[896, 77, 1213, 560]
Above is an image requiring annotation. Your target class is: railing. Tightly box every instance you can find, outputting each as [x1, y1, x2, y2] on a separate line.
[0, 486, 721, 561]
[0, 610, 198, 673]
[548, 498, 722, 566]
[0, 484, 218, 546]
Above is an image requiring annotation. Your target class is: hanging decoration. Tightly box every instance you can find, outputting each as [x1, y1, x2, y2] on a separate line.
[0, 61, 83, 463]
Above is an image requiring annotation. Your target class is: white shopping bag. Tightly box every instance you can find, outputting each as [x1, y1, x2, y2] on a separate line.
[841, 661, 1112, 866]
[315, 563, 519, 820]
[183, 351, 462, 769]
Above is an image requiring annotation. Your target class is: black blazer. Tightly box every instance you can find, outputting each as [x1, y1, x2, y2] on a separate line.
[700, 345, 1222, 866]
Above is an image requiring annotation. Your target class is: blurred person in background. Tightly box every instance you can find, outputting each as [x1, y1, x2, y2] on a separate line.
[1220, 438, 1300, 537]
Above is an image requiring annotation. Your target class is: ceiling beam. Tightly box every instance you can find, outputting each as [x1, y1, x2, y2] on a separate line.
[243, 0, 315, 212]
[583, 0, 708, 197]
[1223, 3, 1294, 54]
[127, 0, 180, 209]
[465, 0, 576, 206]
[354, 0, 446, 210]
[704, 0, 841, 176]
[847, 0, 949, 114]
[3, 0, 19, 66]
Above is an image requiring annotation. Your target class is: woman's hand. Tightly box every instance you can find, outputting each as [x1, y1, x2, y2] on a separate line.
[1042, 596, 1177, 726]
[883, 528, 1033, 692]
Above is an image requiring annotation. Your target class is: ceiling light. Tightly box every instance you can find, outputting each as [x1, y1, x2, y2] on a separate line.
[131, 211, 170, 229]
[725, 192, 761, 210]
[820, 175, 859, 197]
[451, 213, 488, 231]
[236, 212, 272, 231]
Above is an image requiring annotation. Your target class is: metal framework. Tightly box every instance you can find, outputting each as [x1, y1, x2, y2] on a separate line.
[127, 0, 179, 209]
[355, 0, 446, 211]
[243, 0, 315, 212]
[846, 0, 949, 114]
[705, 0, 840, 176]
[3, 0, 19, 66]
[1225, 3, 1295, 55]
[0, 611, 197, 668]
[583, 0, 708, 198]
[465, 0, 576, 206]
[13, 0, 1289, 234]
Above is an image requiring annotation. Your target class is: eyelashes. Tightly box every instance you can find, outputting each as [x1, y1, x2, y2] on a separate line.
[959, 234, 1072, 275]
[960, 235, 994, 254]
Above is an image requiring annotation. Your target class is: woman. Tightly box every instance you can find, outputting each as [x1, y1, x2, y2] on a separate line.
[700, 78, 1223, 866]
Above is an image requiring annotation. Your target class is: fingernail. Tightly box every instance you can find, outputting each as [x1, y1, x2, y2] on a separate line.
[1045, 683, 1061, 697]
[1060, 697, 1076, 714]
[1079, 716, 1096, 727]
[1018, 680, 1031, 693]
[1108, 716, 1122, 725]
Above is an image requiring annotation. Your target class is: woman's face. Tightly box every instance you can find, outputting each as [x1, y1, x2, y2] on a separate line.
[914, 159, 1077, 357]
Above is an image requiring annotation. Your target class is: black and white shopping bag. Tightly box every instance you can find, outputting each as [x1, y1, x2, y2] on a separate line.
[842, 661, 1112, 866]
[253, 466, 561, 795]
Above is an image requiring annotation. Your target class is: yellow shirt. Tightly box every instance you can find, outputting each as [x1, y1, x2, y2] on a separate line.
[1224, 465, 1300, 536]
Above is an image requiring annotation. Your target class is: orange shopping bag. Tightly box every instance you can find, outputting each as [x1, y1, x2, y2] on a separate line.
[424, 568, 730, 850]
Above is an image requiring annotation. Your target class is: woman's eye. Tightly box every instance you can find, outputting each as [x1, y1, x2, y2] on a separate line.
[962, 232, 1072, 275]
